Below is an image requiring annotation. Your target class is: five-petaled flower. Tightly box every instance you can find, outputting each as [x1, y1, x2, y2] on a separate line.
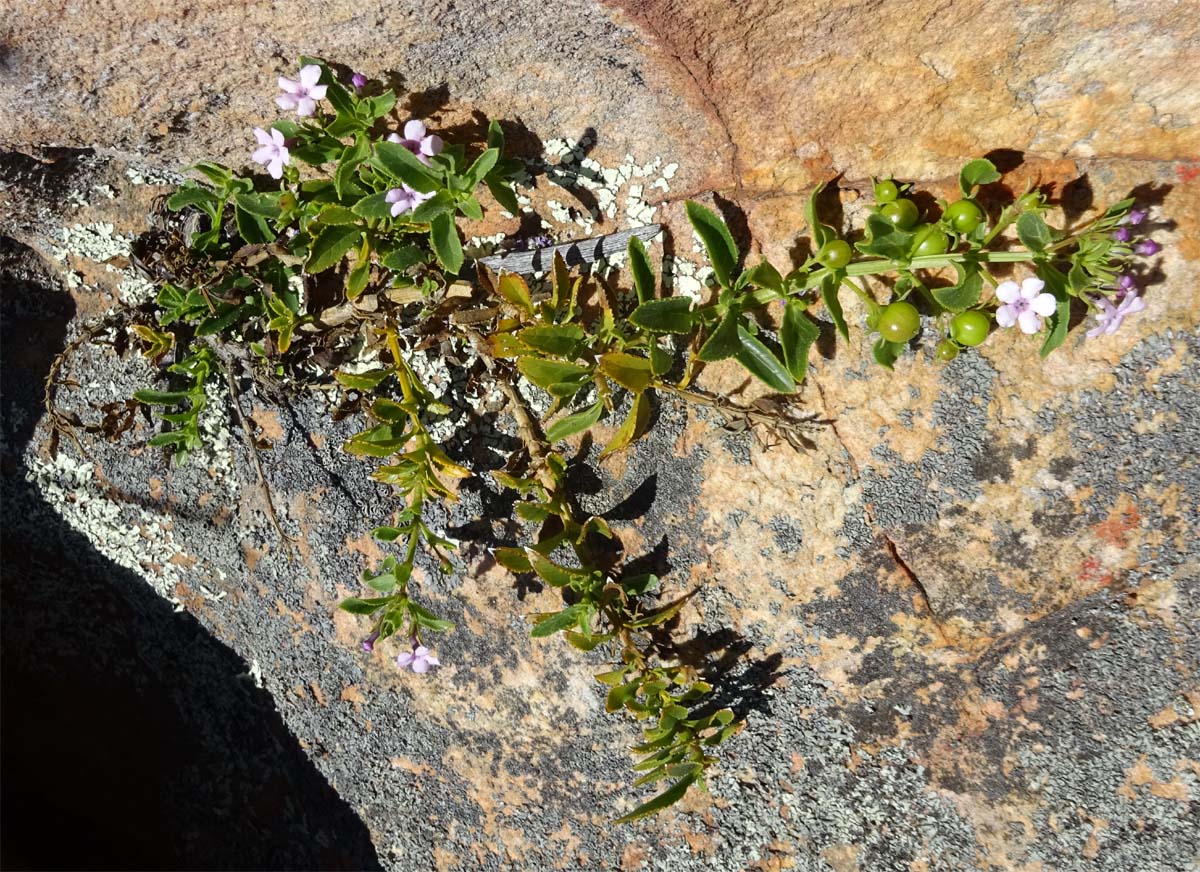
[276, 64, 328, 117]
[386, 185, 433, 216]
[387, 119, 444, 166]
[995, 277, 1057, 334]
[1087, 290, 1146, 338]
[251, 127, 290, 180]
[397, 638, 440, 673]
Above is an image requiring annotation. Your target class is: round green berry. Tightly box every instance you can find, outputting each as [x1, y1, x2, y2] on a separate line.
[881, 198, 919, 230]
[950, 310, 990, 347]
[878, 301, 921, 343]
[911, 224, 950, 257]
[943, 199, 985, 234]
[874, 179, 899, 204]
[817, 239, 853, 269]
[935, 339, 959, 361]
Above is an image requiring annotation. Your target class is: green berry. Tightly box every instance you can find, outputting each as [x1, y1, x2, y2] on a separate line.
[878, 301, 921, 343]
[817, 239, 852, 269]
[943, 199, 985, 234]
[911, 224, 950, 257]
[874, 179, 899, 204]
[950, 310, 990, 347]
[935, 340, 959, 361]
[881, 198, 919, 230]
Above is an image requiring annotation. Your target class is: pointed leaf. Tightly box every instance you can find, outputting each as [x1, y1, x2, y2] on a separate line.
[375, 140, 438, 193]
[545, 401, 604, 443]
[629, 297, 695, 334]
[628, 235, 656, 304]
[614, 774, 699, 824]
[600, 391, 649, 458]
[820, 272, 848, 339]
[430, 212, 463, 273]
[599, 352, 653, 393]
[497, 272, 534, 315]
[306, 224, 361, 273]
[734, 326, 795, 393]
[697, 310, 742, 362]
[780, 300, 820, 380]
[685, 200, 738, 287]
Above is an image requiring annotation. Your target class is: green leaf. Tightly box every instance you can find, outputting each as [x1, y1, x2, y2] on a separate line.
[685, 201, 738, 287]
[519, 324, 584, 357]
[546, 401, 604, 443]
[495, 547, 533, 573]
[464, 148, 499, 188]
[334, 140, 369, 200]
[734, 326, 795, 393]
[409, 602, 454, 632]
[457, 196, 483, 221]
[338, 596, 392, 616]
[697, 310, 743, 362]
[806, 182, 831, 249]
[486, 178, 521, 215]
[780, 300, 820, 381]
[629, 297, 695, 334]
[196, 301, 254, 337]
[958, 158, 1001, 196]
[565, 631, 612, 651]
[375, 141, 439, 192]
[1016, 212, 1053, 253]
[599, 352, 653, 393]
[187, 161, 233, 189]
[235, 206, 273, 245]
[932, 270, 983, 311]
[605, 680, 641, 713]
[352, 191, 394, 221]
[430, 213, 463, 273]
[410, 191, 455, 223]
[600, 391, 649, 458]
[628, 235, 656, 304]
[872, 337, 905, 370]
[497, 272, 534, 315]
[1102, 197, 1136, 219]
[530, 603, 587, 637]
[334, 368, 394, 391]
[614, 774, 699, 824]
[166, 185, 219, 214]
[306, 224, 361, 273]
[526, 550, 590, 588]
[317, 205, 359, 226]
[134, 389, 192, 406]
[381, 244, 426, 272]
[747, 260, 784, 293]
[517, 357, 592, 390]
[1038, 265, 1071, 358]
[649, 343, 673, 376]
[820, 273, 848, 339]
[857, 214, 914, 260]
[621, 573, 660, 596]
[233, 191, 281, 219]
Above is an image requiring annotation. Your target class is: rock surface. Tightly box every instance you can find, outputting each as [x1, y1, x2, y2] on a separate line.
[2, 1, 1199, 870]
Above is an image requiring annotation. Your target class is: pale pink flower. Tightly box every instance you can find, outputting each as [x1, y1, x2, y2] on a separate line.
[995, 277, 1057, 334]
[386, 185, 434, 217]
[1087, 291, 1146, 338]
[251, 127, 290, 179]
[387, 119, 444, 166]
[276, 64, 328, 117]
[397, 639, 440, 673]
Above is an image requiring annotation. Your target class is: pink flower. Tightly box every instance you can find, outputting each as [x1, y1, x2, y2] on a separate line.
[361, 630, 379, 653]
[396, 639, 440, 673]
[251, 127, 290, 179]
[276, 64, 328, 117]
[387, 119, 444, 166]
[1087, 291, 1146, 338]
[386, 185, 434, 217]
[994, 277, 1057, 334]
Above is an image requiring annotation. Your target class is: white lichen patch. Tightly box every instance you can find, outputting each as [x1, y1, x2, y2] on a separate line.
[198, 380, 237, 497]
[26, 452, 188, 601]
[117, 273, 157, 306]
[50, 222, 132, 264]
[124, 165, 183, 187]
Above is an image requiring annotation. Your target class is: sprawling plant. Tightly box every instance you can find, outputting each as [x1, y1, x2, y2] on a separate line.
[59, 59, 1160, 821]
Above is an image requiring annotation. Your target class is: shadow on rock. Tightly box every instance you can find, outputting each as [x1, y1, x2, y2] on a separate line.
[0, 236, 381, 871]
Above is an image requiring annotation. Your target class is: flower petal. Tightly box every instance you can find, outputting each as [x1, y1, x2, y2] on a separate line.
[396, 652, 415, 668]
[1020, 277, 1046, 299]
[309, 84, 328, 100]
[1017, 310, 1042, 334]
[404, 119, 426, 141]
[995, 281, 1019, 304]
[425, 655, 440, 666]
[1120, 294, 1146, 315]
[276, 94, 298, 111]
[252, 146, 274, 164]
[268, 157, 284, 180]
[299, 64, 323, 87]
[1031, 292, 1057, 317]
[297, 97, 316, 117]
[385, 188, 403, 203]
[253, 126, 273, 145]
[411, 658, 430, 674]
[995, 304, 1018, 328]
[271, 127, 286, 146]
[278, 76, 301, 94]
[420, 134, 443, 156]
[414, 646, 431, 657]
[386, 132, 402, 143]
